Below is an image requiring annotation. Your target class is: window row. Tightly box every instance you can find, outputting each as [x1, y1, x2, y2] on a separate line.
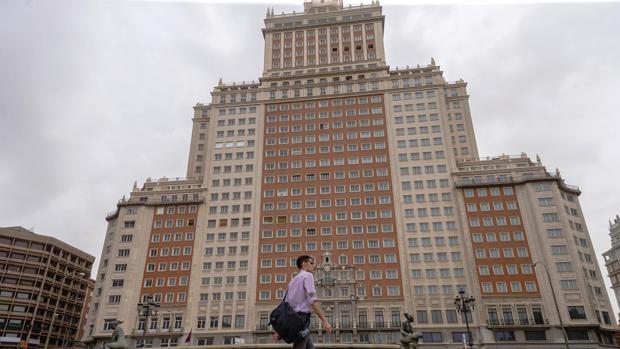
[394, 113, 444, 124]
[205, 231, 250, 241]
[215, 130, 256, 139]
[204, 246, 249, 256]
[393, 102, 438, 112]
[142, 292, 187, 304]
[200, 275, 247, 286]
[263, 197, 392, 210]
[406, 236, 459, 247]
[404, 206, 454, 217]
[206, 218, 252, 228]
[154, 205, 197, 215]
[260, 225, 395, 238]
[258, 285, 400, 300]
[266, 114, 386, 125]
[216, 107, 257, 116]
[409, 252, 462, 263]
[153, 219, 196, 229]
[466, 201, 518, 212]
[147, 246, 193, 257]
[411, 286, 466, 297]
[468, 216, 522, 227]
[472, 231, 525, 242]
[196, 314, 245, 330]
[263, 212, 394, 224]
[390, 76, 434, 88]
[265, 147, 388, 161]
[264, 183, 392, 196]
[411, 269, 469, 280]
[214, 140, 255, 149]
[463, 186, 514, 197]
[212, 166, 254, 174]
[404, 221, 457, 232]
[259, 270, 399, 285]
[401, 179, 450, 191]
[411, 268, 465, 277]
[262, 213, 396, 227]
[395, 137, 445, 150]
[272, 25, 374, 41]
[260, 254, 397, 268]
[474, 247, 530, 259]
[266, 96, 382, 111]
[145, 261, 191, 272]
[265, 131, 386, 146]
[478, 264, 533, 276]
[480, 281, 538, 293]
[209, 192, 253, 201]
[264, 169, 389, 182]
[402, 192, 453, 203]
[260, 238, 396, 252]
[265, 156, 390, 168]
[212, 152, 254, 161]
[143, 276, 189, 288]
[399, 165, 449, 175]
[202, 260, 249, 270]
[271, 57, 377, 69]
[397, 152, 447, 163]
[447, 123, 466, 132]
[409, 253, 465, 263]
[392, 90, 436, 100]
[218, 92, 257, 104]
[267, 124, 386, 136]
[208, 205, 252, 214]
[198, 292, 247, 303]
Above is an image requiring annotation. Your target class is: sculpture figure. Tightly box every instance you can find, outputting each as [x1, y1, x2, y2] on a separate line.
[103, 320, 127, 349]
[400, 313, 421, 349]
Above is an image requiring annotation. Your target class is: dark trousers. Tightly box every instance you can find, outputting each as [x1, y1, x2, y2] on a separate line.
[293, 313, 313, 349]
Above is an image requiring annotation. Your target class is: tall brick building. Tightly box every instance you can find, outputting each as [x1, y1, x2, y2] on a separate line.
[84, 0, 617, 347]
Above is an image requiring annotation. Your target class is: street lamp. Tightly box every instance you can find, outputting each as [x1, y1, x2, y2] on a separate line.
[533, 261, 569, 349]
[454, 288, 475, 348]
[136, 295, 160, 337]
[43, 313, 61, 349]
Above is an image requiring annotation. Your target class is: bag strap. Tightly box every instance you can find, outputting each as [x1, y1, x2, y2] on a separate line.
[280, 289, 288, 304]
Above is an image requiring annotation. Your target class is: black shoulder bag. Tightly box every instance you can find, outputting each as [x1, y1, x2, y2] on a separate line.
[268, 290, 307, 343]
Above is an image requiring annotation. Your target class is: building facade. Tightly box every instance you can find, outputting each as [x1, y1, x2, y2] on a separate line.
[603, 216, 620, 312]
[0, 227, 94, 349]
[84, 0, 618, 347]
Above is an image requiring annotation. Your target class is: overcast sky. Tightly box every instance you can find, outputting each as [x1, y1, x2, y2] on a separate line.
[1, 0, 619, 310]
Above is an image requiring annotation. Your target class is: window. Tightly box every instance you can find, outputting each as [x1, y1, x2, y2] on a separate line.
[422, 332, 442, 343]
[568, 306, 587, 320]
[495, 331, 515, 341]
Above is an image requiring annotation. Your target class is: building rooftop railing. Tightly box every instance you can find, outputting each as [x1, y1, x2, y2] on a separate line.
[267, 2, 380, 19]
[454, 173, 580, 194]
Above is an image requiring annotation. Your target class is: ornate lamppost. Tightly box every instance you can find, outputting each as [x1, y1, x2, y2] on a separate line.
[454, 288, 475, 348]
[136, 295, 160, 343]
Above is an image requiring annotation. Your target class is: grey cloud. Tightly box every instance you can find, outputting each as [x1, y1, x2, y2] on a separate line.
[1, 0, 619, 310]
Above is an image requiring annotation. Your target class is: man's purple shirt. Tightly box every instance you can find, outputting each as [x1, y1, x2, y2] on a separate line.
[285, 269, 318, 313]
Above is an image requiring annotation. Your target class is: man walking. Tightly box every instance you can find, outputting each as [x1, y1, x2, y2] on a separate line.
[273, 255, 332, 348]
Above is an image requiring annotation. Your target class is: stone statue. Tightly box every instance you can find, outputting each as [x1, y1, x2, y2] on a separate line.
[400, 313, 421, 349]
[103, 320, 127, 349]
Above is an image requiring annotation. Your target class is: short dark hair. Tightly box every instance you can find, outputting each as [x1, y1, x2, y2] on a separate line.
[296, 255, 313, 269]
